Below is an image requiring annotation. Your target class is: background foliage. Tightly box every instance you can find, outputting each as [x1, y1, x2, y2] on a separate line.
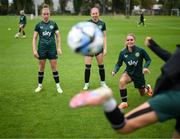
[0, 0, 180, 15]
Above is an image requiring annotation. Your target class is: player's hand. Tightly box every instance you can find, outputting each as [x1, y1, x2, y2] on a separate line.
[145, 37, 152, 47]
[143, 68, 150, 74]
[33, 50, 39, 59]
[57, 48, 62, 55]
[103, 48, 107, 56]
[19, 24, 23, 28]
[112, 71, 115, 76]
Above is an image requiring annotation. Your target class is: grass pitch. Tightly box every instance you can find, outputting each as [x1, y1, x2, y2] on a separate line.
[0, 15, 180, 138]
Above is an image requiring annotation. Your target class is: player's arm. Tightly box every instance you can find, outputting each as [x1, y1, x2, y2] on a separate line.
[32, 31, 39, 59]
[142, 49, 151, 74]
[103, 31, 107, 56]
[145, 37, 172, 62]
[112, 51, 123, 76]
[55, 30, 62, 55]
[24, 16, 27, 25]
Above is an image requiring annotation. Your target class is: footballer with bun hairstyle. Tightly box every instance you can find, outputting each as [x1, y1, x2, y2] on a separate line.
[15, 10, 26, 38]
[83, 7, 108, 90]
[32, 4, 63, 94]
[112, 33, 152, 109]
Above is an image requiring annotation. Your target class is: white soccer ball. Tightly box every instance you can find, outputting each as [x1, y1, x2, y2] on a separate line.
[67, 21, 104, 55]
[14, 34, 19, 38]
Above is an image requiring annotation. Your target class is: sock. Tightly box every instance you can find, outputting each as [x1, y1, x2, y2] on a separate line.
[38, 71, 44, 85]
[98, 64, 105, 81]
[19, 28, 21, 32]
[104, 106, 125, 129]
[23, 31, 25, 35]
[84, 64, 91, 83]
[120, 89, 127, 102]
[53, 71, 59, 84]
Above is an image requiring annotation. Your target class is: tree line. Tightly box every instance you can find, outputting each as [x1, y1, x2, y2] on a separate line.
[0, 0, 180, 15]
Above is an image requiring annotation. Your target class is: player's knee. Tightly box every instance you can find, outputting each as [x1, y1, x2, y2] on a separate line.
[39, 65, 45, 71]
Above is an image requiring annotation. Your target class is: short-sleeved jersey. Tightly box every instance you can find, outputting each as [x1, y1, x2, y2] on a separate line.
[19, 15, 26, 25]
[34, 20, 59, 50]
[113, 46, 151, 77]
[88, 19, 106, 32]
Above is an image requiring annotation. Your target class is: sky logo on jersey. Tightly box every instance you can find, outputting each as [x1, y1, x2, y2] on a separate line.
[128, 60, 138, 66]
[42, 31, 51, 37]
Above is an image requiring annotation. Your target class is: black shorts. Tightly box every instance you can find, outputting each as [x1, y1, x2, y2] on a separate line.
[38, 48, 57, 60]
[131, 75, 145, 89]
[85, 48, 103, 57]
[20, 24, 26, 28]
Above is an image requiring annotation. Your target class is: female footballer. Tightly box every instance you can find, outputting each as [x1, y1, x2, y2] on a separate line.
[32, 4, 63, 93]
[112, 33, 152, 109]
[83, 7, 108, 90]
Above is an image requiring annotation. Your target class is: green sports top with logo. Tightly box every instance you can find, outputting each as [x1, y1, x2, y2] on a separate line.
[19, 15, 26, 25]
[113, 46, 151, 77]
[89, 19, 106, 32]
[34, 20, 59, 50]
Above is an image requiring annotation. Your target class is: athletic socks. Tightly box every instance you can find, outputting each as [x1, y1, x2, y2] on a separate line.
[120, 89, 127, 102]
[98, 64, 105, 81]
[103, 98, 125, 129]
[84, 64, 91, 83]
[53, 71, 59, 84]
[38, 71, 44, 84]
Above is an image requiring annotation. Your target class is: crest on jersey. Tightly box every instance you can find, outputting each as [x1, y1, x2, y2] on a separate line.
[40, 26, 43, 29]
[135, 52, 140, 57]
[98, 25, 102, 29]
[50, 25, 54, 29]
[124, 54, 128, 58]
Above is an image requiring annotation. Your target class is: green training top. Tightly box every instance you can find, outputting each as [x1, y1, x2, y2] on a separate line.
[113, 46, 151, 77]
[89, 19, 106, 32]
[34, 20, 59, 49]
[19, 15, 26, 25]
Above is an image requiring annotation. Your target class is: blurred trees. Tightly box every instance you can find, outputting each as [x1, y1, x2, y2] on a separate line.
[44, 0, 53, 10]
[0, 0, 180, 15]
[12, 0, 34, 14]
[0, 0, 9, 15]
[159, 0, 180, 14]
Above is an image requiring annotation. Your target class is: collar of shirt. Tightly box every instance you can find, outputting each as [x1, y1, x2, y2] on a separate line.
[125, 45, 136, 53]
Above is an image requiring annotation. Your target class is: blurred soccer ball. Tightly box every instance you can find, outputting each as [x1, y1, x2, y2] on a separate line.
[67, 22, 104, 55]
[14, 33, 20, 38]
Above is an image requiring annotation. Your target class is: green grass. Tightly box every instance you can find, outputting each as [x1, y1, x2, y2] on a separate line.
[0, 15, 180, 138]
